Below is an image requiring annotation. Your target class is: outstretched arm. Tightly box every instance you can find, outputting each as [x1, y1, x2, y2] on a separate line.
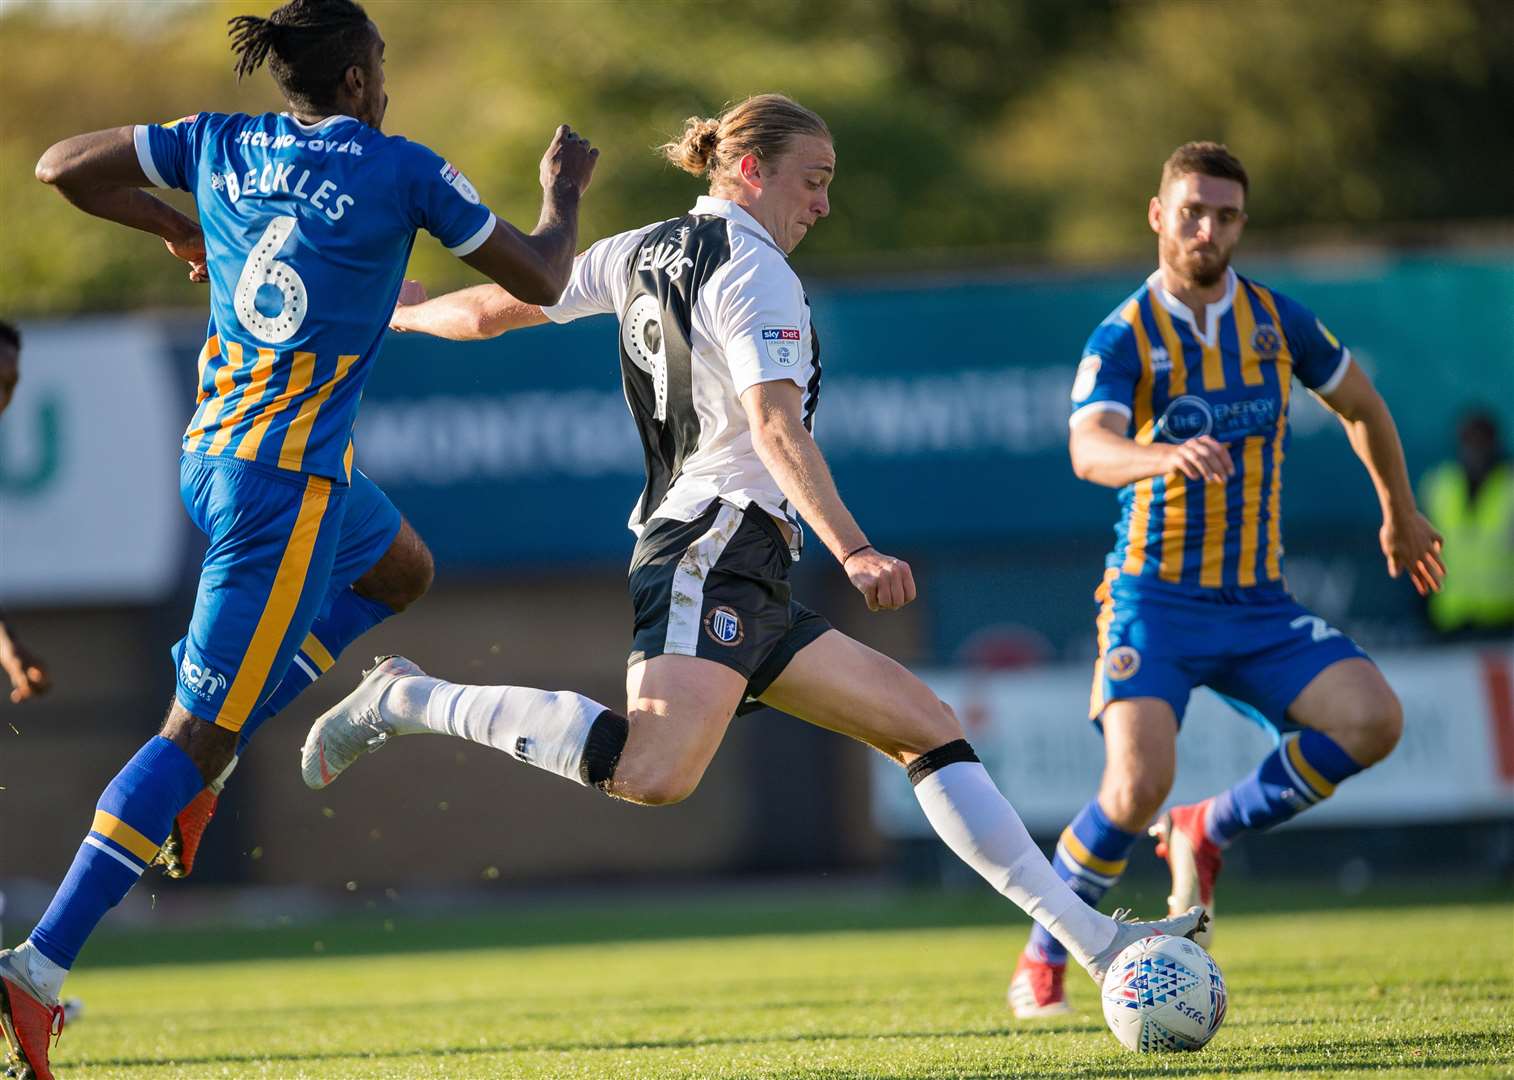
[390, 281, 549, 340]
[742, 380, 916, 612]
[35, 126, 206, 280]
[1317, 360, 1445, 595]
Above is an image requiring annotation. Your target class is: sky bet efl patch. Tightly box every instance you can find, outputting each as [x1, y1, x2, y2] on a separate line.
[762, 327, 802, 366]
[440, 161, 480, 204]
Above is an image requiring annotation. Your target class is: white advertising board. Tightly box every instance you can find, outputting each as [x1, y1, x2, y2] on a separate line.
[873, 647, 1514, 836]
[0, 318, 186, 605]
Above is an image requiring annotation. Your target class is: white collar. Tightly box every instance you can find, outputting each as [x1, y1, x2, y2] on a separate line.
[280, 112, 359, 133]
[692, 195, 785, 255]
[1147, 266, 1236, 348]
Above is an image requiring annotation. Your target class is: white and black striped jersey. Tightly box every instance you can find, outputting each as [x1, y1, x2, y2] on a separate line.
[543, 196, 821, 548]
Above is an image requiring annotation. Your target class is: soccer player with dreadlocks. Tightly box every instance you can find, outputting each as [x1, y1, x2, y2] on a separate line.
[1, 3, 597, 1074]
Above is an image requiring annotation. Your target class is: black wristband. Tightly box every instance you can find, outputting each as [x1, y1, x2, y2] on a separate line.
[842, 543, 874, 564]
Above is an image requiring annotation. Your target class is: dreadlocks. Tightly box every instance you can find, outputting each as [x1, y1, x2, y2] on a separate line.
[228, 0, 375, 113]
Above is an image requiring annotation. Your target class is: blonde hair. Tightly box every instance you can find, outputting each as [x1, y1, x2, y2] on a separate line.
[661, 93, 830, 188]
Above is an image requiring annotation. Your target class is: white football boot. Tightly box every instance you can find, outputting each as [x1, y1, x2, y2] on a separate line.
[1083, 905, 1209, 985]
[301, 656, 427, 790]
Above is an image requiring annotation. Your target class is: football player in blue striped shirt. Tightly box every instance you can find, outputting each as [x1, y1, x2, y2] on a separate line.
[0, 3, 597, 1074]
[1009, 142, 1445, 1017]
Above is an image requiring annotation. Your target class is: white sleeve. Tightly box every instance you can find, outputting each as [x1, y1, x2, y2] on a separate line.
[710, 245, 809, 396]
[542, 225, 655, 324]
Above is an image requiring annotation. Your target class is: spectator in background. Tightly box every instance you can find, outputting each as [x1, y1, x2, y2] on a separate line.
[0, 319, 53, 703]
[1420, 410, 1514, 638]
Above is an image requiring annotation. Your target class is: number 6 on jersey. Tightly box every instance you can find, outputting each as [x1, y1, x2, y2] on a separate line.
[234, 216, 309, 343]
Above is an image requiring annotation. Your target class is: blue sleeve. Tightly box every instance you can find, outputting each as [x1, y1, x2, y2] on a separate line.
[133, 113, 215, 193]
[1277, 292, 1351, 392]
[398, 140, 497, 257]
[1069, 318, 1141, 429]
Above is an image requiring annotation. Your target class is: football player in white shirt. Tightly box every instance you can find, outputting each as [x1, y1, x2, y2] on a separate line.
[302, 94, 1203, 986]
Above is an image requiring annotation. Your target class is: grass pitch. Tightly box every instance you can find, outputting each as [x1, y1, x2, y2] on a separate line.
[48, 881, 1514, 1078]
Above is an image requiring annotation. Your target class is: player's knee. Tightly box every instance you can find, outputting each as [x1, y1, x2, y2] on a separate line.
[1100, 768, 1171, 830]
[617, 755, 704, 806]
[384, 541, 434, 611]
[1351, 686, 1403, 766]
[355, 530, 435, 612]
[889, 698, 967, 766]
[159, 705, 236, 785]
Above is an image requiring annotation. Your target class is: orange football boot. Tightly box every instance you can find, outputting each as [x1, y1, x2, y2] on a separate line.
[1, 950, 63, 1080]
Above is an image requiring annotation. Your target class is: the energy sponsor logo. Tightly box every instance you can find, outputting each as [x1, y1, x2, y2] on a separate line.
[179, 656, 228, 700]
[1155, 394, 1278, 443]
[704, 606, 745, 646]
[1155, 396, 1214, 442]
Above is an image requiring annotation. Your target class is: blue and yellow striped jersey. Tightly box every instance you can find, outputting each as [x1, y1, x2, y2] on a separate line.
[1069, 268, 1351, 590]
[135, 111, 497, 482]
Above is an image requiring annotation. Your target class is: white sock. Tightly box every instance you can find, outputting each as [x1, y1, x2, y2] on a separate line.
[379, 677, 610, 787]
[14, 940, 67, 1002]
[913, 760, 1117, 969]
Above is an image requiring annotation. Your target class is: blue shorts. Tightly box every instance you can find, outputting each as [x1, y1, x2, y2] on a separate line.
[174, 453, 401, 733]
[1088, 569, 1369, 739]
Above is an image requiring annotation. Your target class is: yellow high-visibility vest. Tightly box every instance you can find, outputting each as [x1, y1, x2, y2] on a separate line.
[1420, 461, 1514, 630]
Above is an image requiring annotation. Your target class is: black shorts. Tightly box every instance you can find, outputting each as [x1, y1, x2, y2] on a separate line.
[628, 500, 832, 703]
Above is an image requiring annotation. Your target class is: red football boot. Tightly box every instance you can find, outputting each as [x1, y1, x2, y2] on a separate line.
[154, 756, 238, 879]
[1008, 949, 1071, 1018]
[1150, 799, 1223, 947]
[1, 950, 63, 1080]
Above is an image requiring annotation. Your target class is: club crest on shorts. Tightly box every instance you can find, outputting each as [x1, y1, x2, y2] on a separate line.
[1105, 646, 1141, 681]
[704, 605, 745, 646]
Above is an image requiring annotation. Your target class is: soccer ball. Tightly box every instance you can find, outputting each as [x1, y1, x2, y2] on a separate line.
[1101, 934, 1227, 1052]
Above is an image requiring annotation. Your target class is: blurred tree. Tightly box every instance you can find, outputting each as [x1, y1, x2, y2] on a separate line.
[1, 0, 1509, 314]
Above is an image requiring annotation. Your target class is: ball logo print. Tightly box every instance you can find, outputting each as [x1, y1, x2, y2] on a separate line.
[704, 606, 744, 646]
[1106, 645, 1141, 680]
[1101, 935, 1227, 1052]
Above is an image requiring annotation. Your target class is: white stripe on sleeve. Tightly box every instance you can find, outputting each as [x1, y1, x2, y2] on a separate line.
[1069, 400, 1133, 429]
[133, 125, 170, 189]
[446, 212, 497, 257]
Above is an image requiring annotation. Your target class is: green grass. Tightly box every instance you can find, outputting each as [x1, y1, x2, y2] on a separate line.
[42, 883, 1514, 1078]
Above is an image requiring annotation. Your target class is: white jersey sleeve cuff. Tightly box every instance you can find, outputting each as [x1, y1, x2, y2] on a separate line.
[446, 211, 496, 257]
[1069, 400, 1132, 429]
[1313, 348, 1352, 396]
[133, 125, 170, 189]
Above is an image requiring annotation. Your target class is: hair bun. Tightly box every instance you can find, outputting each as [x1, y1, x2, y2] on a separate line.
[662, 116, 722, 177]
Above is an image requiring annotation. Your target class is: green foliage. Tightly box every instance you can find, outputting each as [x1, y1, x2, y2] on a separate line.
[58, 888, 1514, 1078]
[2, 0, 1509, 314]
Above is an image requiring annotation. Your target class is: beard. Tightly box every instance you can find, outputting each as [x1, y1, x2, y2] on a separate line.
[1163, 235, 1231, 288]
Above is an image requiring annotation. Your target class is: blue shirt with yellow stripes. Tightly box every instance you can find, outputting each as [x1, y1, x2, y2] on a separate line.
[1069, 268, 1351, 591]
[135, 111, 497, 482]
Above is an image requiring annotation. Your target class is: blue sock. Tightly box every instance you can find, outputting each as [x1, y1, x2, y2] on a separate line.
[28, 737, 203, 969]
[1025, 799, 1138, 966]
[236, 589, 393, 751]
[1206, 730, 1363, 847]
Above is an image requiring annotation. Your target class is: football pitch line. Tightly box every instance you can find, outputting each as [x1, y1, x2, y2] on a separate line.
[51, 886, 1514, 1078]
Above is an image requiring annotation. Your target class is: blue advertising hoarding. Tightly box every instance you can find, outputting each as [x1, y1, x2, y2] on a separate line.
[350, 251, 1513, 571]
